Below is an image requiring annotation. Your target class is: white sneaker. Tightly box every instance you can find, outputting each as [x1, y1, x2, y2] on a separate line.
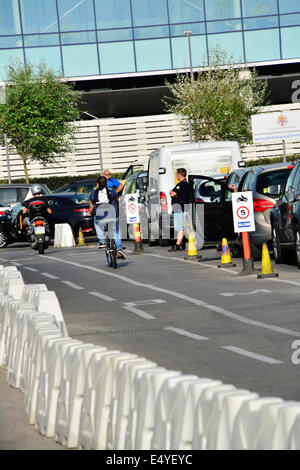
[97, 242, 106, 249]
[117, 249, 126, 259]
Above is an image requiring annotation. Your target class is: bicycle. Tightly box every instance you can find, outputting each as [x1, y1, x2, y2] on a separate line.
[105, 235, 117, 269]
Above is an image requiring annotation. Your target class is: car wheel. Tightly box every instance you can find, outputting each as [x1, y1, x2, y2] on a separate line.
[0, 230, 8, 248]
[294, 226, 300, 269]
[250, 243, 262, 262]
[272, 225, 284, 264]
[230, 242, 242, 258]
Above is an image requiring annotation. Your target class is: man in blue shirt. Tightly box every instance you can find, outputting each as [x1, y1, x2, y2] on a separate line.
[103, 169, 124, 193]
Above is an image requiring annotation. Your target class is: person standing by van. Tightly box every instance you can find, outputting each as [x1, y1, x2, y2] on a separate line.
[168, 168, 189, 252]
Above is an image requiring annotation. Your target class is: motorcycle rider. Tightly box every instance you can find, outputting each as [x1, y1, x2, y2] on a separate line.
[22, 184, 52, 227]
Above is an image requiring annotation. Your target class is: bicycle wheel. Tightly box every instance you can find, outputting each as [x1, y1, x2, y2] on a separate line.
[105, 239, 112, 267]
[111, 240, 117, 269]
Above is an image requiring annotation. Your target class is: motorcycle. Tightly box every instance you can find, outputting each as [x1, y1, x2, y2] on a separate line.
[28, 216, 51, 254]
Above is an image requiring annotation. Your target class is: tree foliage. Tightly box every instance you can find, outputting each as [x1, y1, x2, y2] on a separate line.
[164, 48, 268, 144]
[0, 61, 81, 182]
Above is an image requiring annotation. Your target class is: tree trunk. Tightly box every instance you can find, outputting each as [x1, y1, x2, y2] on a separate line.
[21, 154, 29, 183]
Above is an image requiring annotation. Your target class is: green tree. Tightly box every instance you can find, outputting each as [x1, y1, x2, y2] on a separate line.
[0, 61, 81, 183]
[164, 48, 268, 144]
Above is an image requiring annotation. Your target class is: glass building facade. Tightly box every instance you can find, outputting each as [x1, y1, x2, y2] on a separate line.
[1, 0, 300, 80]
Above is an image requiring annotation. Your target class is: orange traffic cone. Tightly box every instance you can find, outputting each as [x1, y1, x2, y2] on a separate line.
[257, 243, 278, 279]
[218, 238, 236, 268]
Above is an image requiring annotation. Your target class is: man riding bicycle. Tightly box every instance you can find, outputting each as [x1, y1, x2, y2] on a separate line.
[89, 176, 126, 259]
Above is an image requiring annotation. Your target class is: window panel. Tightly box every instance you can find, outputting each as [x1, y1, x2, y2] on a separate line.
[0, 49, 24, 80]
[207, 32, 244, 63]
[242, 0, 278, 17]
[279, 0, 300, 14]
[99, 41, 135, 74]
[95, 0, 132, 29]
[20, 0, 58, 34]
[61, 31, 96, 45]
[62, 44, 99, 76]
[23, 34, 59, 47]
[135, 38, 171, 71]
[134, 25, 169, 40]
[97, 29, 133, 42]
[281, 26, 300, 59]
[168, 0, 204, 23]
[25, 46, 62, 74]
[205, 0, 241, 21]
[171, 35, 207, 69]
[244, 29, 280, 62]
[170, 22, 205, 37]
[131, 0, 168, 26]
[243, 16, 279, 30]
[206, 19, 242, 33]
[58, 0, 95, 32]
[280, 14, 300, 27]
[0, 0, 21, 35]
[0, 36, 22, 48]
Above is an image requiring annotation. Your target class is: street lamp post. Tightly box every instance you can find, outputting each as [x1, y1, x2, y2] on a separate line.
[184, 31, 193, 142]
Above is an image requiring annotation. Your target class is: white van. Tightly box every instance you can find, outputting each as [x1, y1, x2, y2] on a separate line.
[145, 141, 244, 245]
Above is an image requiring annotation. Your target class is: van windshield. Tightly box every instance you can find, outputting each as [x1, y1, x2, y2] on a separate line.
[256, 169, 292, 198]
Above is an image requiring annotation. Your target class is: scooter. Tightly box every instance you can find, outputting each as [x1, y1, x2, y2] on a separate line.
[28, 216, 51, 254]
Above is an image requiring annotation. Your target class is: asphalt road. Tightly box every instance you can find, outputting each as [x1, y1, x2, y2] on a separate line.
[1, 240, 300, 402]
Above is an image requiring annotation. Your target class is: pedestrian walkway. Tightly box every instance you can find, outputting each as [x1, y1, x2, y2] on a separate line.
[0, 368, 67, 450]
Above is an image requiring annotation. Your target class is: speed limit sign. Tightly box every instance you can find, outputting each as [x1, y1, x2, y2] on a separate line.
[232, 192, 255, 233]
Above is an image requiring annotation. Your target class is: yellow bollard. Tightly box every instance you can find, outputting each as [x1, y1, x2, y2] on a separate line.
[257, 243, 278, 278]
[218, 238, 236, 268]
[78, 227, 85, 246]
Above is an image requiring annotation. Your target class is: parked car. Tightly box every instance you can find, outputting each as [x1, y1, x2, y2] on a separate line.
[191, 163, 293, 259]
[270, 160, 300, 267]
[37, 193, 95, 240]
[0, 184, 51, 210]
[119, 171, 148, 240]
[53, 179, 97, 194]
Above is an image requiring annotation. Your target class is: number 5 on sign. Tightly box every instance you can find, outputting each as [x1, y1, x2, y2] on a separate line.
[232, 192, 256, 233]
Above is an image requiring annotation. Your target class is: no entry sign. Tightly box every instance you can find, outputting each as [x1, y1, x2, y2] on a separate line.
[232, 192, 255, 233]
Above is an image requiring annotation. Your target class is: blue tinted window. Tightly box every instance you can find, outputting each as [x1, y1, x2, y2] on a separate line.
[244, 29, 280, 62]
[131, 0, 168, 26]
[23, 34, 59, 47]
[171, 35, 207, 69]
[168, 0, 204, 23]
[61, 31, 96, 45]
[97, 29, 133, 42]
[207, 32, 244, 63]
[0, 0, 21, 35]
[205, 0, 241, 20]
[135, 38, 171, 71]
[170, 22, 205, 37]
[244, 16, 279, 30]
[280, 14, 300, 27]
[281, 26, 300, 58]
[206, 19, 242, 33]
[99, 41, 135, 74]
[279, 0, 300, 14]
[0, 49, 24, 80]
[25, 46, 62, 74]
[0, 36, 22, 48]
[95, 0, 132, 29]
[20, 0, 58, 34]
[134, 26, 169, 39]
[242, 0, 278, 17]
[62, 44, 99, 76]
[58, 0, 95, 32]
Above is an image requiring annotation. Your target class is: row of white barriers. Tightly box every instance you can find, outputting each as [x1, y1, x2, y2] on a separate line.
[1, 264, 300, 450]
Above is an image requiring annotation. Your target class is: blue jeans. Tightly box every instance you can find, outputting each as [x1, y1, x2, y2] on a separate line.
[94, 216, 122, 250]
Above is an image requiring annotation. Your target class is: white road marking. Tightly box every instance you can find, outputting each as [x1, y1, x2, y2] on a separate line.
[45, 255, 300, 338]
[61, 280, 84, 290]
[122, 305, 155, 320]
[220, 289, 273, 297]
[222, 346, 283, 365]
[125, 299, 166, 307]
[10, 261, 23, 267]
[41, 272, 59, 280]
[23, 266, 38, 272]
[165, 327, 208, 341]
[88, 291, 115, 302]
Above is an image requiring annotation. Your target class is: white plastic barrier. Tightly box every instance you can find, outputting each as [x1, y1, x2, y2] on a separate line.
[2, 263, 300, 451]
[54, 224, 75, 248]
